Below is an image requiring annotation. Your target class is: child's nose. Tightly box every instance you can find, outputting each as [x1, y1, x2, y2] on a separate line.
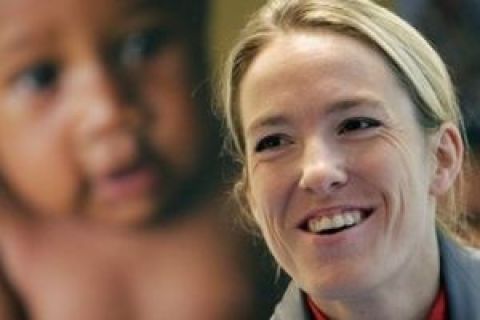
[71, 63, 143, 143]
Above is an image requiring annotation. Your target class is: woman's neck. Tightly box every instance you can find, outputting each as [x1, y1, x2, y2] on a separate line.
[310, 232, 440, 320]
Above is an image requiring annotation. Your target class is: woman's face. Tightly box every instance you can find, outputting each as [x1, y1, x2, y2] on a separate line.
[240, 31, 444, 298]
[0, 0, 206, 225]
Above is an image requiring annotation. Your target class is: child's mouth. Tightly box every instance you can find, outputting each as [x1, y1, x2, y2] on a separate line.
[95, 159, 157, 201]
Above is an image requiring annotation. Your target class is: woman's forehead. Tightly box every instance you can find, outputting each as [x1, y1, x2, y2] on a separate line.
[239, 31, 415, 131]
[244, 31, 392, 86]
[241, 32, 397, 103]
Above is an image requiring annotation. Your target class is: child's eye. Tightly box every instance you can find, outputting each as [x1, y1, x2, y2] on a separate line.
[16, 62, 59, 92]
[255, 134, 292, 153]
[337, 117, 382, 135]
[120, 27, 174, 67]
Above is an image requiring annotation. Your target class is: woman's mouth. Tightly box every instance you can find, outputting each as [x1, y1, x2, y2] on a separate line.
[300, 208, 374, 235]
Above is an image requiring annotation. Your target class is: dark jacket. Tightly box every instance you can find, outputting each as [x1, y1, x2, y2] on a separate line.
[271, 231, 480, 319]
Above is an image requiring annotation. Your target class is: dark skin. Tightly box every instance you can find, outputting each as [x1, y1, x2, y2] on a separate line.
[0, 0, 209, 225]
[0, 205, 250, 320]
[0, 0, 253, 318]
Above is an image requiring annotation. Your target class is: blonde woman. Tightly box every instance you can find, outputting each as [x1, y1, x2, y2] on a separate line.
[219, 0, 480, 319]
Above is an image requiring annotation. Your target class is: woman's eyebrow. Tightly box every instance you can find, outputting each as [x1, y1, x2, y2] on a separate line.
[246, 97, 384, 134]
[324, 97, 384, 116]
[245, 114, 290, 136]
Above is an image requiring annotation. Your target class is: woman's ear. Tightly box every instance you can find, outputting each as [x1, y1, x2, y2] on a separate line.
[429, 122, 464, 196]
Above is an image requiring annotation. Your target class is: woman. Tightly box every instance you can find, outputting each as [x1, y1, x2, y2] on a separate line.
[219, 0, 480, 318]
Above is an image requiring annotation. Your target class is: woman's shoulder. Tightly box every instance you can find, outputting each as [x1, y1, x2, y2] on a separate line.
[438, 230, 480, 281]
[438, 230, 480, 319]
[439, 231, 480, 267]
[270, 282, 311, 320]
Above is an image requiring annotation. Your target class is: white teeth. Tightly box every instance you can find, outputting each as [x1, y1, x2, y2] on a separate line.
[344, 213, 355, 226]
[332, 214, 344, 228]
[307, 210, 365, 234]
[319, 216, 332, 230]
[352, 211, 361, 223]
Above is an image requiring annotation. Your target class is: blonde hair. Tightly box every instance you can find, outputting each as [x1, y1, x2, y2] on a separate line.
[218, 0, 473, 244]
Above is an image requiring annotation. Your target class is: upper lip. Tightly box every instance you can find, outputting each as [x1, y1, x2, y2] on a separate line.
[90, 147, 153, 183]
[107, 157, 147, 179]
[296, 205, 375, 229]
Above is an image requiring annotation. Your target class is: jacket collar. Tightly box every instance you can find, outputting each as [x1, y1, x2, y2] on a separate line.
[271, 230, 480, 320]
[271, 282, 311, 320]
[438, 230, 480, 319]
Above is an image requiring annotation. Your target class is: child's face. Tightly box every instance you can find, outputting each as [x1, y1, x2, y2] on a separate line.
[0, 0, 206, 225]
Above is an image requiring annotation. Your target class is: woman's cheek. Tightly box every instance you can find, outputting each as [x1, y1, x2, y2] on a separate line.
[248, 168, 279, 232]
[249, 175, 272, 227]
[252, 165, 294, 237]
[366, 134, 429, 231]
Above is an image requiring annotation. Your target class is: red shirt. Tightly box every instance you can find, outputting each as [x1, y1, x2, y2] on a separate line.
[307, 287, 447, 320]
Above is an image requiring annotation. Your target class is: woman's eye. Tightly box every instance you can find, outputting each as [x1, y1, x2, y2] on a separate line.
[338, 117, 382, 135]
[16, 62, 58, 92]
[255, 135, 291, 153]
[120, 27, 173, 67]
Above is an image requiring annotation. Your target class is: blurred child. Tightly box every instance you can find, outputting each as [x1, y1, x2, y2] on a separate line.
[0, 0, 221, 226]
[0, 0, 279, 318]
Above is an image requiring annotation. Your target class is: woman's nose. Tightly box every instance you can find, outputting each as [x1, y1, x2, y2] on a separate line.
[298, 139, 348, 195]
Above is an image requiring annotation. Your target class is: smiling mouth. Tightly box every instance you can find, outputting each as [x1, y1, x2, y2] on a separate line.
[300, 208, 374, 235]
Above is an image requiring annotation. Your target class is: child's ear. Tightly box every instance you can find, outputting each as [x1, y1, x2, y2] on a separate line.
[429, 123, 464, 196]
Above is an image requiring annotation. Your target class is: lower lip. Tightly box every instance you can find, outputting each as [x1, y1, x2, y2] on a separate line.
[96, 167, 158, 201]
[300, 211, 376, 246]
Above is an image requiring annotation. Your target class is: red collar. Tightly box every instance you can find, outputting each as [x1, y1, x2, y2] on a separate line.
[428, 287, 447, 320]
[306, 296, 328, 320]
[307, 287, 447, 320]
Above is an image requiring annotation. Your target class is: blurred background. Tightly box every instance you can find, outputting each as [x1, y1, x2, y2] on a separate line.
[392, 0, 480, 242]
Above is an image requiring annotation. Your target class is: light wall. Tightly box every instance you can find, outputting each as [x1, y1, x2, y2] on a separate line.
[209, 0, 265, 72]
[208, 0, 393, 71]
